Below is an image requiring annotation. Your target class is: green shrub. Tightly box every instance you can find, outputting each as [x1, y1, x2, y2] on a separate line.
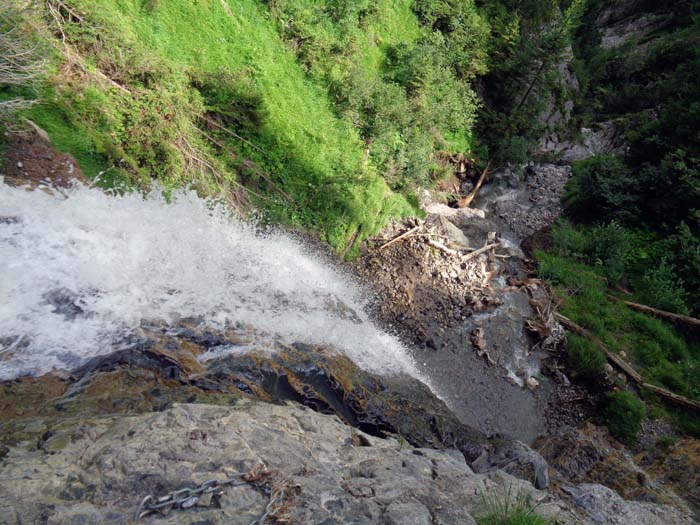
[586, 222, 640, 284]
[477, 484, 552, 525]
[632, 258, 689, 315]
[567, 334, 606, 380]
[604, 391, 646, 444]
[551, 220, 588, 259]
[412, 0, 490, 79]
[671, 223, 700, 314]
[630, 313, 688, 362]
[270, 0, 485, 192]
[563, 156, 639, 223]
[634, 339, 664, 368]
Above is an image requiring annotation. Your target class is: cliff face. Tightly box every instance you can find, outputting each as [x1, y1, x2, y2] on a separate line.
[536, 0, 691, 162]
[594, 1, 674, 50]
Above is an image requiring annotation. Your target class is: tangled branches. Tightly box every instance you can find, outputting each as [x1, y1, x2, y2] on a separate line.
[0, 4, 45, 121]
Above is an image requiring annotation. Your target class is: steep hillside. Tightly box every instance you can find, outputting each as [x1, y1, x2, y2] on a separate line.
[2, 0, 492, 252]
[538, 0, 700, 437]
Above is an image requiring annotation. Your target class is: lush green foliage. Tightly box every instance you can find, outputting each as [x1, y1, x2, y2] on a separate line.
[566, 333, 606, 380]
[563, 156, 700, 314]
[541, 224, 700, 398]
[0, 0, 499, 253]
[268, 0, 488, 190]
[477, 484, 552, 525]
[539, 3, 700, 438]
[539, 222, 700, 435]
[562, 2, 700, 313]
[604, 391, 646, 444]
[551, 219, 690, 314]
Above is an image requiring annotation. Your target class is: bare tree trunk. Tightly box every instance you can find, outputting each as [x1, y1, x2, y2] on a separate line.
[514, 59, 547, 114]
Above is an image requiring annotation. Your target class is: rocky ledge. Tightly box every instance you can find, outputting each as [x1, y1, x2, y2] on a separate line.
[1, 401, 694, 525]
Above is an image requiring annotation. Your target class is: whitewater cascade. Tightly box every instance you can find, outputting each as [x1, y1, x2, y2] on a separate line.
[0, 181, 420, 381]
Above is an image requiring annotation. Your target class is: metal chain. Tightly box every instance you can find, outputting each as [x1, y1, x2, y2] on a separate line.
[248, 493, 280, 525]
[135, 473, 248, 520]
[135, 472, 284, 523]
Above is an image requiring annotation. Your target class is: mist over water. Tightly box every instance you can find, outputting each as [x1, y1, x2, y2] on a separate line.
[0, 181, 420, 381]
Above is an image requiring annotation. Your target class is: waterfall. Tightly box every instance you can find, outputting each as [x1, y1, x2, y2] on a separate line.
[0, 181, 420, 381]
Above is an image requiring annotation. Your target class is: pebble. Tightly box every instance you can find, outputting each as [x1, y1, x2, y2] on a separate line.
[526, 377, 540, 390]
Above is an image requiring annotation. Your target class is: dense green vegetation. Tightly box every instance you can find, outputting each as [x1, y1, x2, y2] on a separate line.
[534, 1, 700, 439]
[1, 0, 593, 252]
[268, 0, 488, 191]
[539, 223, 700, 437]
[540, 236, 700, 400]
[476, 0, 585, 162]
[563, 1, 700, 315]
[604, 390, 646, 444]
[13, 0, 424, 251]
[2, 0, 500, 253]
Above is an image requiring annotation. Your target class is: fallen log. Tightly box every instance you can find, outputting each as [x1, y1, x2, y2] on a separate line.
[378, 225, 420, 250]
[457, 161, 491, 208]
[642, 383, 700, 411]
[608, 295, 700, 329]
[554, 313, 643, 383]
[555, 313, 700, 411]
[461, 242, 501, 263]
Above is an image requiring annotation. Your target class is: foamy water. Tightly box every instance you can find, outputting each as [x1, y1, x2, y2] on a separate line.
[0, 180, 420, 381]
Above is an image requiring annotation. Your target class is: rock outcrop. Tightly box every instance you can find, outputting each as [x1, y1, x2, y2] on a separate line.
[0, 320, 487, 464]
[1, 401, 694, 524]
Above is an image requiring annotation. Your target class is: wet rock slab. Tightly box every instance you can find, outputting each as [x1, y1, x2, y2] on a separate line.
[1, 321, 493, 463]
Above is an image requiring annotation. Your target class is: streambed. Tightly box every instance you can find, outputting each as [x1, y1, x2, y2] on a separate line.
[355, 163, 572, 444]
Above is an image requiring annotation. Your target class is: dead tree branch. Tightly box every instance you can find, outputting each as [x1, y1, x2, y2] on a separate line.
[461, 242, 501, 262]
[457, 161, 491, 208]
[426, 238, 458, 256]
[608, 295, 700, 329]
[555, 312, 700, 411]
[379, 225, 421, 250]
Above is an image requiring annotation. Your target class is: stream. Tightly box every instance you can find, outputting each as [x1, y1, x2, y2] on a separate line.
[358, 162, 573, 444]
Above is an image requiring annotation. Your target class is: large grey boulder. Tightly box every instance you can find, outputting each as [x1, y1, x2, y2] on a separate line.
[0, 402, 693, 524]
[0, 402, 560, 524]
[563, 484, 693, 525]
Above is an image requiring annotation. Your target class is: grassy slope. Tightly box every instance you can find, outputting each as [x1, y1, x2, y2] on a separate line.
[538, 249, 700, 434]
[20, 0, 420, 251]
[534, 2, 700, 437]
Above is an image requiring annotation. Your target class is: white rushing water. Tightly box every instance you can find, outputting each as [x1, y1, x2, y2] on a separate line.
[0, 181, 421, 381]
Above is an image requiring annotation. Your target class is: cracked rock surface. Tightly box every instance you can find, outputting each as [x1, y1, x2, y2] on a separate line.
[1, 401, 692, 524]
